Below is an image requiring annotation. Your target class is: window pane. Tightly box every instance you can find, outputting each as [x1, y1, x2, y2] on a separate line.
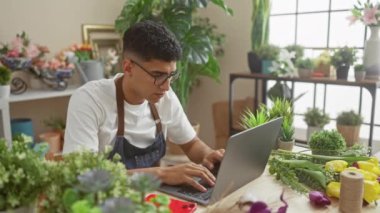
[329, 11, 365, 48]
[331, 0, 357, 10]
[271, 0, 296, 14]
[297, 13, 328, 47]
[298, 0, 329, 12]
[269, 15, 296, 46]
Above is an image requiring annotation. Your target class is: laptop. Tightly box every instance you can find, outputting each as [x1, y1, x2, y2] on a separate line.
[158, 118, 282, 205]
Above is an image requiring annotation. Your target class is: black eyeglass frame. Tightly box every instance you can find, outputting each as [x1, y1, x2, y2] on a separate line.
[130, 59, 179, 86]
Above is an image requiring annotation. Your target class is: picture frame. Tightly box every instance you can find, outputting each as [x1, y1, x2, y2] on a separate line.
[81, 24, 123, 76]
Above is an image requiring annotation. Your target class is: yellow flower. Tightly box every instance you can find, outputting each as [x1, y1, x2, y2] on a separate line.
[326, 182, 341, 198]
[363, 180, 380, 203]
[325, 160, 348, 172]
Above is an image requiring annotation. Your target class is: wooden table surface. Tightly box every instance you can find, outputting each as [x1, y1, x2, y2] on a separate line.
[163, 146, 380, 213]
[194, 167, 379, 213]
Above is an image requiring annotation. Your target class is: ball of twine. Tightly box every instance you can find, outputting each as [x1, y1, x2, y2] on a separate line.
[339, 170, 364, 213]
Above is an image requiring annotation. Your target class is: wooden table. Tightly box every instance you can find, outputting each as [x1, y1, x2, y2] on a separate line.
[194, 168, 379, 213]
[164, 146, 380, 212]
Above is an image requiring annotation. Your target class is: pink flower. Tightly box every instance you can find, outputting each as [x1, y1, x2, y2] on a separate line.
[7, 49, 20, 58]
[25, 44, 40, 59]
[11, 37, 23, 52]
[363, 6, 378, 25]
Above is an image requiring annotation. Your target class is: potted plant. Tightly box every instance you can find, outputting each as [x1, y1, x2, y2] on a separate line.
[285, 44, 304, 64]
[278, 117, 295, 151]
[303, 108, 330, 142]
[331, 46, 357, 80]
[240, 105, 269, 129]
[296, 58, 314, 79]
[354, 64, 365, 82]
[41, 117, 66, 159]
[256, 44, 280, 74]
[0, 136, 50, 212]
[314, 50, 332, 77]
[336, 110, 363, 147]
[309, 130, 346, 156]
[248, 0, 271, 73]
[0, 65, 12, 98]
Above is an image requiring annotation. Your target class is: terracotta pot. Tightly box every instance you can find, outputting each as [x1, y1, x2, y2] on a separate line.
[337, 125, 361, 147]
[39, 132, 62, 158]
[167, 123, 200, 155]
[277, 138, 294, 151]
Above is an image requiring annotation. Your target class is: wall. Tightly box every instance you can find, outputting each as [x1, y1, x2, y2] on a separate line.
[0, 0, 125, 139]
[188, 0, 254, 148]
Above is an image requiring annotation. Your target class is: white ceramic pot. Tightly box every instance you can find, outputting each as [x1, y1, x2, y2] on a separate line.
[364, 26, 380, 80]
[0, 85, 10, 98]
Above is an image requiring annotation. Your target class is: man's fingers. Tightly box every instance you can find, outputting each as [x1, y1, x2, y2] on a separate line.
[185, 176, 206, 192]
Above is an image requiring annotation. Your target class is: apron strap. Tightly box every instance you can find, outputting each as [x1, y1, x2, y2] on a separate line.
[115, 77, 125, 136]
[148, 103, 162, 135]
[115, 76, 162, 137]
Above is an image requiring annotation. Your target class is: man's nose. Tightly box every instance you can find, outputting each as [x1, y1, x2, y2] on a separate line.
[159, 78, 171, 91]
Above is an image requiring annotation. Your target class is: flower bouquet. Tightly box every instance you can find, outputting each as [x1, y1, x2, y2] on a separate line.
[0, 32, 49, 70]
[348, 1, 380, 26]
[69, 43, 93, 62]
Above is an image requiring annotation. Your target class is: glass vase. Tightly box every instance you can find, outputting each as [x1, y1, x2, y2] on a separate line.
[364, 26, 380, 80]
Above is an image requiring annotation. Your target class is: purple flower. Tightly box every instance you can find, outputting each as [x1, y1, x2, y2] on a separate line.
[249, 201, 271, 213]
[309, 191, 331, 207]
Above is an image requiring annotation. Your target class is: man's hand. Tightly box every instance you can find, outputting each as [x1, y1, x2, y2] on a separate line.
[202, 149, 225, 170]
[159, 163, 216, 192]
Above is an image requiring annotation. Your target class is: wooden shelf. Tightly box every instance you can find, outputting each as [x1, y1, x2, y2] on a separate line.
[9, 85, 79, 103]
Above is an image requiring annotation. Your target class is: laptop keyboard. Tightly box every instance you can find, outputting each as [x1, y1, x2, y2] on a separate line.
[177, 184, 214, 200]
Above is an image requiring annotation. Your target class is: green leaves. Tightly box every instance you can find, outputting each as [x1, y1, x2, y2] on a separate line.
[240, 107, 269, 129]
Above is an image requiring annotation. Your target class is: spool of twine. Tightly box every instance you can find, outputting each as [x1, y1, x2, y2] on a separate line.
[339, 170, 364, 213]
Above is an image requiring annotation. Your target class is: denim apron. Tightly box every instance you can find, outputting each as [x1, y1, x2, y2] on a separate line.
[108, 77, 166, 169]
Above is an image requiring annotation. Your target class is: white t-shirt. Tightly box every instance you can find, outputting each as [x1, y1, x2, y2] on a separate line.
[63, 75, 196, 154]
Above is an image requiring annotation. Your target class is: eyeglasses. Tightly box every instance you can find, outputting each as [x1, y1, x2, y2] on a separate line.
[130, 59, 179, 86]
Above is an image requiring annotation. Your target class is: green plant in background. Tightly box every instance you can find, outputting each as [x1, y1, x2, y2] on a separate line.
[251, 0, 271, 52]
[268, 98, 293, 121]
[280, 117, 294, 141]
[114, 0, 233, 109]
[0, 137, 50, 211]
[296, 58, 315, 70]
[336, 110, 363, 126]
[240, 105, 269, 129]
[354, 64, 365, 72]
[304, 108, 330, 128]
[314, 50, 331, 67]
[330, 46, 357, 68]
[285, 44, 304, 63]
[256, 44, 280, 61]
[309, 130, 346, 156]
[0, 66, 11, 85]
[43, 116, 66, 131]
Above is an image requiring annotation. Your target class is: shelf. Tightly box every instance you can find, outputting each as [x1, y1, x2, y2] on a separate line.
[9, 85, 79, 103]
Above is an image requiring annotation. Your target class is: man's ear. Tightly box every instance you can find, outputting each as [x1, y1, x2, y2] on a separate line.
[123, 59, 133, 74]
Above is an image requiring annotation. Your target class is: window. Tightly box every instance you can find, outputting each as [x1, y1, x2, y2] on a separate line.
[269, 0, 380, 143]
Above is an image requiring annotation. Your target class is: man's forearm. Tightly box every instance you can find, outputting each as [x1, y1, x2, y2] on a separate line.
[127, 167, 164, 179]
[179, 137, 213, 164]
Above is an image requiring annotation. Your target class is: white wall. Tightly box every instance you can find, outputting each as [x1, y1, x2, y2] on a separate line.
[0, 0, 253, 147]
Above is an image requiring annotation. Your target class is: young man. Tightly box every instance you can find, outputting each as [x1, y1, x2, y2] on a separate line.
[63, 20, 224, 192]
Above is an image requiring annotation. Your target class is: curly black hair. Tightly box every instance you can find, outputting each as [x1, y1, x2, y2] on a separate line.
[123, 20, 182, 62]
